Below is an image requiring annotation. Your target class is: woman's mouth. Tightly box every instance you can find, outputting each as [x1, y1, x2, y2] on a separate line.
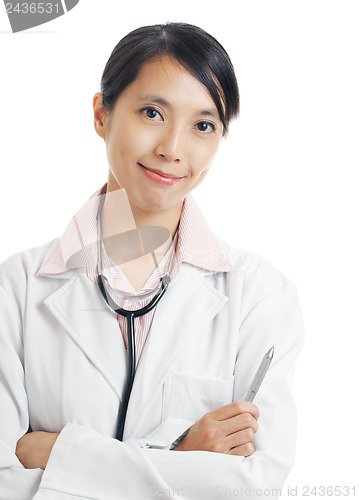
[138, 163, 185, 186]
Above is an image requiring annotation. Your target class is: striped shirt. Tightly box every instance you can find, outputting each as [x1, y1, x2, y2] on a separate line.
[37, 184, 235, 367]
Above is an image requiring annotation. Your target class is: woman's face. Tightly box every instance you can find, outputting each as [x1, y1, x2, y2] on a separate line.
[94, 55, 224, 215]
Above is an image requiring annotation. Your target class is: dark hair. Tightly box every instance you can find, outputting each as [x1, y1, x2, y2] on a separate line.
[100, 23, 239, 135]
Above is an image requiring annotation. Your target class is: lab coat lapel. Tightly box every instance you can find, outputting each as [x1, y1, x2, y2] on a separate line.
[43, 274, 127, 400]
[124, 265, 229, 439]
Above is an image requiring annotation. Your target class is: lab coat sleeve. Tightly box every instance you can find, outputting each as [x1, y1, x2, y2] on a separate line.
[33, 280, 304, 500]
[0, 253, 191, 500]
[0, 283, 44, 499]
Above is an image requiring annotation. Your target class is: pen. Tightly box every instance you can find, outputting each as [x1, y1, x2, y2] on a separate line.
[244, 346, 274, 402]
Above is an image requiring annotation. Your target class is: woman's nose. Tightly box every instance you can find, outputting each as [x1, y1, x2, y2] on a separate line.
[154, 126, 183, 162]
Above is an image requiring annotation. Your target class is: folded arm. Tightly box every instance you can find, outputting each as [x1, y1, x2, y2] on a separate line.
[1, 265, 303, 500]
[34, 283, 303, 499]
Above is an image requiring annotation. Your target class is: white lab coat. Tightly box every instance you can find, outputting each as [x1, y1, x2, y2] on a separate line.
[0, 233, 304, 500]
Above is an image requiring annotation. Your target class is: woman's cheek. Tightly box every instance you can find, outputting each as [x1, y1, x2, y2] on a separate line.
[127, 127, 156, 158]
[191, 143, 217, 176]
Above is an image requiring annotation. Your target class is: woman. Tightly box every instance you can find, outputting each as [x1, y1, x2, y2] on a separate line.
[0, 23, 304, 499]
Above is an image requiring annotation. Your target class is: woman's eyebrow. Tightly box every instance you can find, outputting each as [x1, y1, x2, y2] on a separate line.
[199, 108, 220, 120]
[138, 94, 170, 107]
[138, 94, 220, 120]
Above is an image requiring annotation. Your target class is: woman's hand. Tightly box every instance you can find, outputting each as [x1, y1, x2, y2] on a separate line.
[172, 401, 259, 456]
[15, 431, 60, 470]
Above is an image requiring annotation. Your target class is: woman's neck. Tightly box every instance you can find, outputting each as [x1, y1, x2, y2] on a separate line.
[99, 184, 182, 289]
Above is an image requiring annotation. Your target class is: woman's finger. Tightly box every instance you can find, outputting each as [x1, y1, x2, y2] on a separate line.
[224, 412, 259, 436]
[210, 401, 260, 422]
[223, 427, 256, 452]
[226, 441, 256, 457]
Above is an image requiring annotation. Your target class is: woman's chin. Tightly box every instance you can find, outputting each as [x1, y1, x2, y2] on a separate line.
[130, 190, 183, 215]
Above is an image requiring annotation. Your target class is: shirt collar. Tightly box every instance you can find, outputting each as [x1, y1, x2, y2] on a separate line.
[177, 194, 235, 273]
[36, 183, 235, 278]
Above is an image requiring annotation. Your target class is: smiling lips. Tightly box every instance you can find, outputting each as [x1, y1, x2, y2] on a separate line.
[138, 163, 185, 186]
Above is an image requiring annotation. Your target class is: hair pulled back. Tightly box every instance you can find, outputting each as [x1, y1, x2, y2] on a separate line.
[100, 23, 239, 134]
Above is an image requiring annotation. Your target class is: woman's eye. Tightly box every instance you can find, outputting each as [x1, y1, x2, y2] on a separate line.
[141, 107, 162, 120]
[195, 121, 216, 133]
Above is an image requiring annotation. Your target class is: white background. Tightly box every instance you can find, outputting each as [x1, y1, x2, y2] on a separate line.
[1, 1, 358, 497]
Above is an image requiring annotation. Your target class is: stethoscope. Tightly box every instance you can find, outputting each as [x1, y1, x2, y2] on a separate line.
[95, 194, 178, 441]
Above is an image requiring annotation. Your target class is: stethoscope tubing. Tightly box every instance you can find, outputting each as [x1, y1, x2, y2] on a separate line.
[97, 273, 170, 441]
[95, 193, 176, 441]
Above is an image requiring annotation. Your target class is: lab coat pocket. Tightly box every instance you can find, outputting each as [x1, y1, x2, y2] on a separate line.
[162, 373, 234, 423]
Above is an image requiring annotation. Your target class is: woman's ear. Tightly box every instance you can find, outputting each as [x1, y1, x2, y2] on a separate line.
[93, 92, 108, 140]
